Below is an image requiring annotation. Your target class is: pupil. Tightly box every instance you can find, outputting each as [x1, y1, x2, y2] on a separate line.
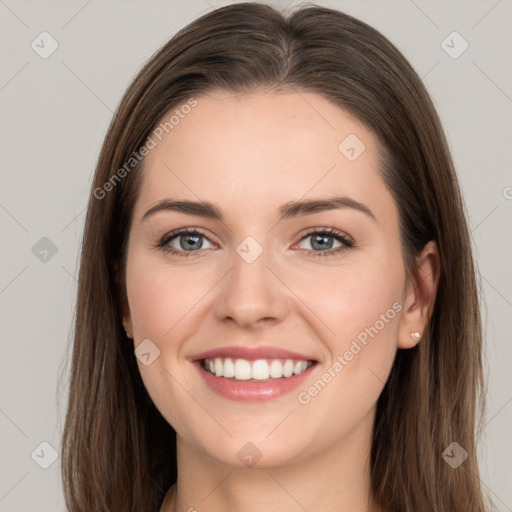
[182, 234, 202, 250]
[312, 234, 333, 251]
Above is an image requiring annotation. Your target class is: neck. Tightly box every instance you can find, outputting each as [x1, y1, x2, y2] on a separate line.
[161, 408, 384, 512]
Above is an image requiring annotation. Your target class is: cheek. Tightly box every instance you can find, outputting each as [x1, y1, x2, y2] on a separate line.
[125, 250, 213, 340]
[292, 250, 404, 407]
[289, 253, 404, 350]
[125, 251, 212, 432]
[291, 263, 403, 443]
[332, 270, 403, 359]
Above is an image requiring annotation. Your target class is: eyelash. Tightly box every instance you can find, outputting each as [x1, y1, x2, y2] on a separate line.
[154, 227, 354, 258]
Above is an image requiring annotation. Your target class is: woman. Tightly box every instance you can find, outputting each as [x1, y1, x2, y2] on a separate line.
[60, 2, 489, 511]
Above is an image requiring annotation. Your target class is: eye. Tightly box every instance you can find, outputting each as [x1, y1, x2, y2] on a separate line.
[293, 228, 354, 257]
[155, 226, 354, 258]
[156, 228, 215, 257]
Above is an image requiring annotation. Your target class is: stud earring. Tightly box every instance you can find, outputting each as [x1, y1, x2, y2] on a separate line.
[411, 332, 421, 340]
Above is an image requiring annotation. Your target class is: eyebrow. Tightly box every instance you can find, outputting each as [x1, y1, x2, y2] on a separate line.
[142, 196, 377, 223]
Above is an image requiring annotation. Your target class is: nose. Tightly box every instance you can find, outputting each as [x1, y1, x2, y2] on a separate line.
[213, 245, 290, 329]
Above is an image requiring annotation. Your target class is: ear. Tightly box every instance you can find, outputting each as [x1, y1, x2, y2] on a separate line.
[115, 260, 133, 339]
[398, 240, 440, 349]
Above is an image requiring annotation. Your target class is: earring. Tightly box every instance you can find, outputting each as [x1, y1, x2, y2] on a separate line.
[411, 332, 421, 340]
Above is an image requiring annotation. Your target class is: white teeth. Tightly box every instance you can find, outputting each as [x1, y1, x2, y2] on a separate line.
[234, 359, 252, 380]
[203, 357, 312, 381]
[223, 358, 235, 378]
[269, 360, 283, 378]
[294, 360, 308, 374]
[251, 359, 270, 380]
[214, 358, 223, 377]
[283, 359, 294, 377]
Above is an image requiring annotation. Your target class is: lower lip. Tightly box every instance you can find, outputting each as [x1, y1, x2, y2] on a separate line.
[194, 361, 317, 402]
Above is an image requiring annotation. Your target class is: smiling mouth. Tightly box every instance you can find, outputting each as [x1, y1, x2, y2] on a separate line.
[201, 357, 316, 381]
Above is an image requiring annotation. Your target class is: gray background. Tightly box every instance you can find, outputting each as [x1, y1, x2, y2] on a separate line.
[1, 0, 511, 510]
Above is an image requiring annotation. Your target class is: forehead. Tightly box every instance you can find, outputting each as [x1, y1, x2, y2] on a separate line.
[135, 90, 396, 224]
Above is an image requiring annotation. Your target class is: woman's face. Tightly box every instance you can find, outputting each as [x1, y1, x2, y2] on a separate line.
[123, 90, 420, 468]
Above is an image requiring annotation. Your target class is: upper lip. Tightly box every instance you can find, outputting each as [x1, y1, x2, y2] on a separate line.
[191, 345, 316, 362]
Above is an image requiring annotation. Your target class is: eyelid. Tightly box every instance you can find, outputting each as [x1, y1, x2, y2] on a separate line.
[158, 227, 217, 248]
[295, 226, 354, 244]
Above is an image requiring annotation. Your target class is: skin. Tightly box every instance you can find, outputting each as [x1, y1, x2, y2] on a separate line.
[122, 90, 440, 512]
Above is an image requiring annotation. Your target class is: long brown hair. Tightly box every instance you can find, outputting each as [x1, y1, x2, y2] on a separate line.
[59, 2, 489, 511]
